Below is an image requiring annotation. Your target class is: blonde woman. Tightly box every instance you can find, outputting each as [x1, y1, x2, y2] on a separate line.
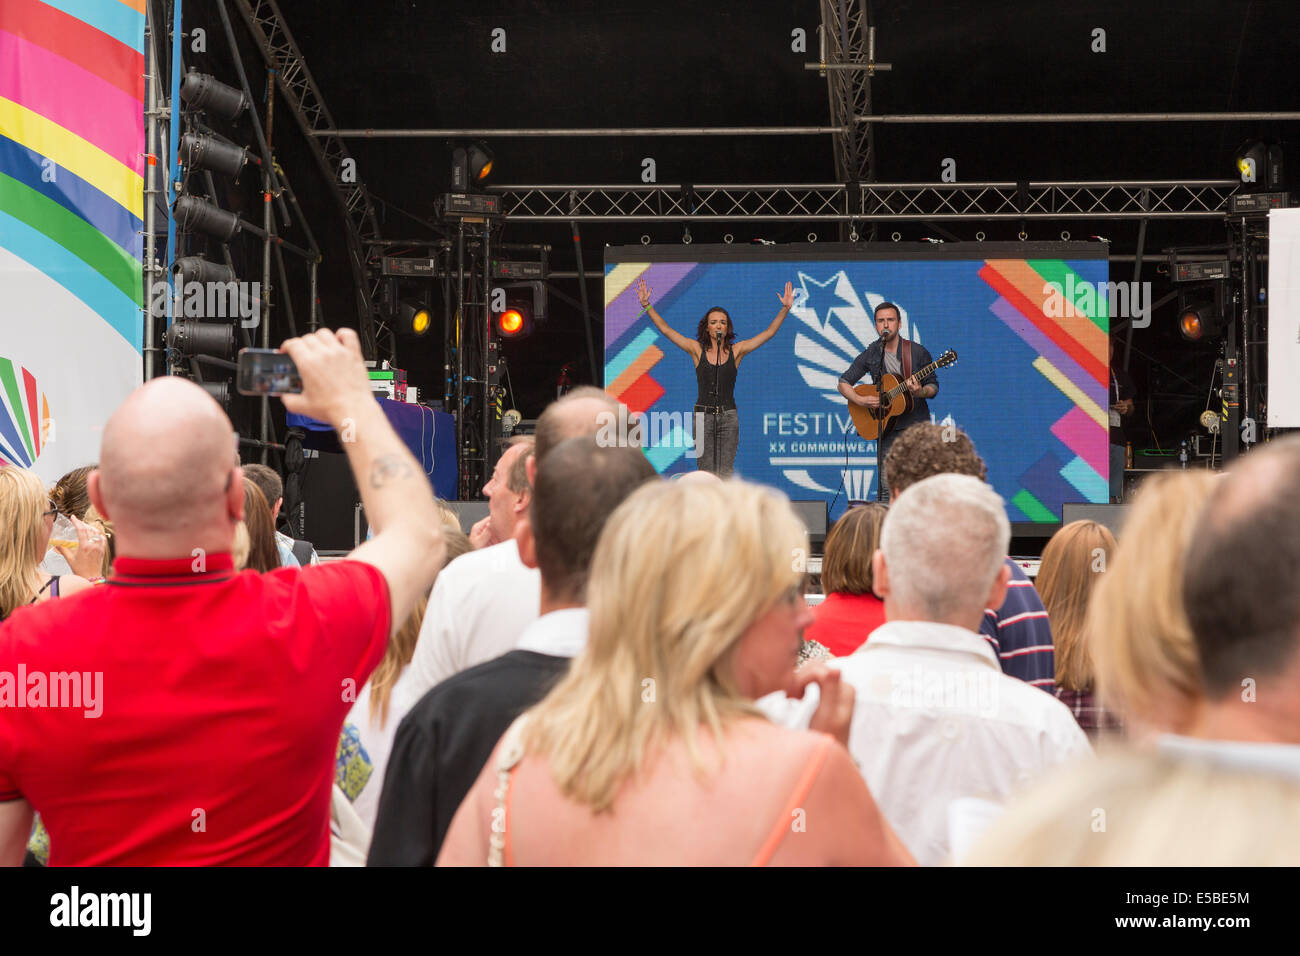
[0, 467, 96, 621]
[438, 479, 914, 866]
[1036, 520, 1119, 738]
[1088, 471, 1217, 737]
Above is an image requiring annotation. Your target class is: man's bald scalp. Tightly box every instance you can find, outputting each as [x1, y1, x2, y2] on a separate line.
[99, 377, 237, 534]
[533, 387, 620, 463]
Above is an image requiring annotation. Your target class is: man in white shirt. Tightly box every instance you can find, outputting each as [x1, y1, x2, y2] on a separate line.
[764, 473, 1090, 865]
[391, 387, 626, 727]
[368, 437, 656, 864]
[392, 438, 538, 724]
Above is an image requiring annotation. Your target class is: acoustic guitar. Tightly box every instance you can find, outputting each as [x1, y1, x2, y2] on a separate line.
[847, 349, 958, 441]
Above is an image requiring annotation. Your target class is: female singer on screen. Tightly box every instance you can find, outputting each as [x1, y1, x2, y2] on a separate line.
[635, 277, 794, 476]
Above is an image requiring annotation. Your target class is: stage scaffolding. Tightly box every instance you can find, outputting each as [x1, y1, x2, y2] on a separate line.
[489, 180, 1241, 224]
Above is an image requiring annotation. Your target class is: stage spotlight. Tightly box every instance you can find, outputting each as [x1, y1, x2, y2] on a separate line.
[174, 256, 236, 287]
[180, 133, 249, 178]
[1178, 301, 1222, 342]
[175, 195, 242, 241]
[180, 70, 248, 120]
[166, 320, 235, 359]
[498, 309, 526, 337]
[1235, 139, 1284, 189]
[494, 280, 546, 339]
[200, 380, 231, 411]
[397, 300, 432, 337]
[451, 142, 495, 190]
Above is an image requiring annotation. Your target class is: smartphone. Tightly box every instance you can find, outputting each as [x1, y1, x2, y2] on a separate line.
[236, 348, 302, 396]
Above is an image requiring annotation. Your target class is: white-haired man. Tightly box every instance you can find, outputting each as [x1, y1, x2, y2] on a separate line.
[764, 473, 1089, 865]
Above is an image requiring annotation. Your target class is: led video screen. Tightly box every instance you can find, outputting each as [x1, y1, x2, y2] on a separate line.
[604, 243, 1110, 523]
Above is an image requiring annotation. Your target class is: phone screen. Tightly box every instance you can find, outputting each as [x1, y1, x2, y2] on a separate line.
[237, 349, 303, 396]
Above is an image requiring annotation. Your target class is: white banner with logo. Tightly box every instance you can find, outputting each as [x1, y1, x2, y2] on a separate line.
[1267, 208, 1300, 428]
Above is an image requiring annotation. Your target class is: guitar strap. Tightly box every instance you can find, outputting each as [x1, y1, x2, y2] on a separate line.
[903, 339, 913, 381]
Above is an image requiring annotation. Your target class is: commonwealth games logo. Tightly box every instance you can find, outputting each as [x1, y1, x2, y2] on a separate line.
[0, 356, 53, 468]
[769, 271, 921, 498]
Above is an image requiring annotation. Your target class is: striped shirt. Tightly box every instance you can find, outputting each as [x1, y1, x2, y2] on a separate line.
[979, 558, 1055, 691]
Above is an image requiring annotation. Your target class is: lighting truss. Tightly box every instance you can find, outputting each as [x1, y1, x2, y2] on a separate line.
[232, 0, 385, 355]
[492, 180, 1240, 223]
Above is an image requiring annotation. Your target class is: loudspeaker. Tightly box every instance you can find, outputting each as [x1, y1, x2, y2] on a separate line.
[1061, 502, 1129, 536]
[444, 500, 490, 534]
[790, 500, 829, 551]
[299, 451, 364, 551]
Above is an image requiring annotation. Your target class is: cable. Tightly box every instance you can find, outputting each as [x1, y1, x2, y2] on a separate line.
[416, 403, 435, 477]
[826, 413, 854, 517]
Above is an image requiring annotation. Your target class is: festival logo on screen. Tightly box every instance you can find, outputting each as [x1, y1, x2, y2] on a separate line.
[772, 271, 920, 499]
[0, 356, 53, 468]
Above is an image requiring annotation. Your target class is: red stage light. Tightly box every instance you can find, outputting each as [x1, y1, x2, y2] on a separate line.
[499, 309, 524, 335]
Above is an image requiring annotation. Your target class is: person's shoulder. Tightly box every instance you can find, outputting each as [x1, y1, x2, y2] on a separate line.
[408, 651, 563, 719]
[1004, 557, 1031, 580]
[994, 670, 1090, 737]
[731, 718, 834, 765]
[448, 539, 527, 578]
[294, 559, 385, 591]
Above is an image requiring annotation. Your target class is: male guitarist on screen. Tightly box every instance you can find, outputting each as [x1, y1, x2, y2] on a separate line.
[837, 301, 939, 502]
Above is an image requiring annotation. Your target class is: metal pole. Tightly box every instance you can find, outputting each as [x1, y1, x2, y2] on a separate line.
[862, 112, 1300, 124]
[1242, 218, 1253, 441]
[215, 0, 292, 227]
[322, 126, 843, 138]
[308, 259, 318, 332]
[273, 240, 298, 339]
[455, 218, 465, 498]
[442, 246, 451, 410]
[1125, 191, 1149, 373]
[143, 9, 161, 379]
[260, 80, 273, 466]
[570, 221, 598, 384]
[163, 0, 183, 334]
[481, 220, 491, 488]
[315, 112, 1300, 139]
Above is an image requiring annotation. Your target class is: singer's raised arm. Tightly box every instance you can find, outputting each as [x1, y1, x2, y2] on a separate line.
[734, 282, 795, 364]
[635, 277, 700, 359]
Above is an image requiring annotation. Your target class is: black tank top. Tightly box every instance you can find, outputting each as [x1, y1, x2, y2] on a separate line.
[695, 348, 737, 408]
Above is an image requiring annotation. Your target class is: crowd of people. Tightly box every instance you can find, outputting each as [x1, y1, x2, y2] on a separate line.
[1, 327, 1297, 866]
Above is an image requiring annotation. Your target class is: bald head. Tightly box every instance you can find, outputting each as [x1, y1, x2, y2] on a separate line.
[534, 386, 621, 465]
[96, 377, 239, 539]
[674, 470, 723, 486]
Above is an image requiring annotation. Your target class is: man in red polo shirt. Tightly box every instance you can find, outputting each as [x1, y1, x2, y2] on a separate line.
[0, 329, 443, 866]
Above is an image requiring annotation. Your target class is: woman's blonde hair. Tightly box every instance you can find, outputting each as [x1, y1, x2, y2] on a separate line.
[433, 498, 465, 535]
[519, 478, 808, 812]
[232, 521, 251, 570]
[1037, 520, 1117, 690]
[961, 747, 1300, 865]
[1088, 471, 1217, 734]
[368, 529, 472, 727]
[0, 466, 48, 618]
[83, 503, 114, 577]
[821, 503, 887, 595]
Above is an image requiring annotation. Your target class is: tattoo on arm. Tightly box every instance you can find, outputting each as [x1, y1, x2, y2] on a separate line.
[370, 454, 415, 489]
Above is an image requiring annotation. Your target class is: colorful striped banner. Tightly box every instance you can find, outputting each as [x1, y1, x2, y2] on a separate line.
[0, 0, 144, 477]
